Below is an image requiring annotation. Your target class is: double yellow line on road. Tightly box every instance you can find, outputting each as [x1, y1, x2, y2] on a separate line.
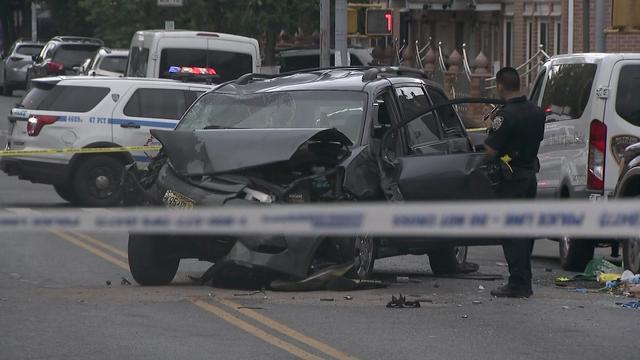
[50, 229, 358, 360]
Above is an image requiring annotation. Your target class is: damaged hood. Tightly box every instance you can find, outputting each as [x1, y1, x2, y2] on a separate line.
[151, 128, 353, 176]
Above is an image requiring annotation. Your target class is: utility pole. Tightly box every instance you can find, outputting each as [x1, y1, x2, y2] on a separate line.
[595, 0, 605, 52]
[335, 0, 348, 66]
[568, 0, 574, 53]
[320, 0, 331, 68]
[31, 1, 37, 41]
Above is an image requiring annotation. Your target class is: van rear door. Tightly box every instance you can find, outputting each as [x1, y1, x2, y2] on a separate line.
[603, 59, 640, 193]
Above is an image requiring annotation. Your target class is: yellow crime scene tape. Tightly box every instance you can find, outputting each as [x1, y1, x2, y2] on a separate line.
[0, 145, 163, 157]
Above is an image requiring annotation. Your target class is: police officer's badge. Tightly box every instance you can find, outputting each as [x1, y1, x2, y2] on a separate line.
[492, 116, 504, 131]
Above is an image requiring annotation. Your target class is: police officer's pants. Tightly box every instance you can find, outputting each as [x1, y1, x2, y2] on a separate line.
[498, 170, 537, 289]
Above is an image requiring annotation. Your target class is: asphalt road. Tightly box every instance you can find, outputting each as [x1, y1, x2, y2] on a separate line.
[1, 92, 638, 360]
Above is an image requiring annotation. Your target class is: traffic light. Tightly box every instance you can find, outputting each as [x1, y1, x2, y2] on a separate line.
[366, 9, 393, 36]
[348, 8, 358, 34]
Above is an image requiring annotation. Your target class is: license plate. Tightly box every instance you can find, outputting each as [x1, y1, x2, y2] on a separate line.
[163, 190, 195, 209]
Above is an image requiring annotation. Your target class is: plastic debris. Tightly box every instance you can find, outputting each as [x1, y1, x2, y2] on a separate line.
[575, 288, 588, 294]
[343, 296, 353, 300]
[478, 285, 485, 290]
[621, 270, 640, 284]
[597, 273, 621, 283]
[562, 306, 570, 310]
[582, 257, 622, 281]
[461, 314, 469, 319]
[472, 300, 482, 305]
[620, 300, 640, 309]
[387, 294, 420, 308]
[120, 277, 131, 286]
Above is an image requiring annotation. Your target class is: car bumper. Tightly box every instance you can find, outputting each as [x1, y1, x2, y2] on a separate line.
[0, 158, 70, 185]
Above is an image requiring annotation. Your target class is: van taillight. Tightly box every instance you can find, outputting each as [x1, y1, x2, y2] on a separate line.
[587, 119, 607, 191]
[46, 61, 64, 73]
[27, 115, 58, 136]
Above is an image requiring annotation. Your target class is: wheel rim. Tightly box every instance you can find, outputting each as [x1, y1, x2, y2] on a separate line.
[86, 166, 118, 199]
[454, 246, 467, 264]
[627, 238, 640, 271]
[354, 234, 374, 279]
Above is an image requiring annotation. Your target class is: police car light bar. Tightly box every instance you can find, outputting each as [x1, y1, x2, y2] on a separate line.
[168, 66, 217, 75]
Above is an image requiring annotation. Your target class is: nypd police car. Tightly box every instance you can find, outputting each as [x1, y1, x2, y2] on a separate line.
[1, 73, 212, 206]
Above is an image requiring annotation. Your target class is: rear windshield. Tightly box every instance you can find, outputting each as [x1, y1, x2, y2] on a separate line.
[540, 63, 597, 122]
[20, 84, 109, 112]
[616, 64, 640, 127]
[159, 48, 253, 83]
[99, 56, 127, 73]
[16, 45, 43, 56]
[278, 53, 368, 72]
[53, 45, 101, 67]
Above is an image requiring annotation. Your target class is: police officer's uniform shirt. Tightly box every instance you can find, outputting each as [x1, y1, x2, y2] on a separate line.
[485, 96, 545, 170]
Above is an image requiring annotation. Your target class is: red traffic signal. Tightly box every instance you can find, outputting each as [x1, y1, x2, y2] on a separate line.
[366, 9, 393, 36]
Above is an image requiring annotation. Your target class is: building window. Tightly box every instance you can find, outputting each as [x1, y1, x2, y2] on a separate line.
[503, 20, 513, 67]
[554, 21, 561, 55]
[538, 22, 548, 53]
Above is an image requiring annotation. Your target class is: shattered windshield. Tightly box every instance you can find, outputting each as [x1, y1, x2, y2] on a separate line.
[177, 90, 367, 143]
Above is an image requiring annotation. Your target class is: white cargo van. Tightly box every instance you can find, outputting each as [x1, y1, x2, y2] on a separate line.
[125, 30, 260, 83]
[530, 53, 640, 271]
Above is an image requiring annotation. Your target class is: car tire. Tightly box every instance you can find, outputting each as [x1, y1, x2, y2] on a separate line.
[53, 184, 77, 203]
[559, 237, 595, 272]
[428, 246, 468, 275]
[351, 234, 376, 279]
[622, 238, 640, 274]
[72, 155, 124, 207]
[128, 234, 180, 286]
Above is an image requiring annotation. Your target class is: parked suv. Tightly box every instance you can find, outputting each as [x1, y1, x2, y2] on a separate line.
[81, 48, 128, 77]
[27, 36, 104, 83]
[123, 67, 501, 286]
[530, 53, 640, 270]
[1, 76, 211, 206]
[0, 40, 44, 96]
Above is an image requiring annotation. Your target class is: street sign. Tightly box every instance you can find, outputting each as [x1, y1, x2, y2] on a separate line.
[157, 0, 183, 7]
[366, 9, 393, 36]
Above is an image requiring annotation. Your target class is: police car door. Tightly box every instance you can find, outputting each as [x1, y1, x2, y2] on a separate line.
[392, 86, 493, 200]
[111, 84, 191, 167]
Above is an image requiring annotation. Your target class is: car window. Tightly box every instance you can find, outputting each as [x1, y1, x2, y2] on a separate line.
[540, 63, 597, 122]
[16, 45, 42, 56]
[21, 85, 109, 112]
[616, 64, 640, 127]
[53, 45, 101, 67]
[278, 55, 319, 72]
[98, 56, 127, 73]
[127, 47, 149, 77]
[124, 88, 191, 120]
[529, 69, 546, 104]
[159, 48, 253, 83]
[427, 89, 464, 137]
[396, 86, 431, 121]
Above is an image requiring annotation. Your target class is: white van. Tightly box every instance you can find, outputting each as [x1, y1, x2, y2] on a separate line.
[125, 30, 260, 83]
[530, 53, 640, 270]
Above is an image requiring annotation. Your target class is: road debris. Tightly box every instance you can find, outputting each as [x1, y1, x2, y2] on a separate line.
[472, 300, 482, 305]
[461, 314, 469, 319]
[575, 288, 588, 294]
[619, 300, 640, 309]
[343, 296, 353, 300]
[320, 298, 335, 302]
[478, 285, 485, 290]
[234, 289, 267, 297]
[496, 262, 508, 267]
[562, 306, 570, 310]
[237, 306, 264, 310]
[120, 277, 131, 285]
[105, 280, 111, 286]
[387, 294, 421, 308]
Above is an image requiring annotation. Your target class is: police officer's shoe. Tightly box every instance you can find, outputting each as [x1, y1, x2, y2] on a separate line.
[490, 284, 533, 298]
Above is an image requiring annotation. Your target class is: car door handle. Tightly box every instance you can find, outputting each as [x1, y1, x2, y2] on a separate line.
[120, 122, 140, 129]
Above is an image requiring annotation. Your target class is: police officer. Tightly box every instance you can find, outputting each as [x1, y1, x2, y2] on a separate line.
[484, 67, 545, 298]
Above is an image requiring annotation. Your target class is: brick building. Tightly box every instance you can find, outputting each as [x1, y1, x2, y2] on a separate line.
[378, 0, 640, 74]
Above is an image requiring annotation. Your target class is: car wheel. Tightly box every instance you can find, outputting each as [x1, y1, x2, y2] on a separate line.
[559, 236, 595, 271]
[72, 155, 124, 207]
[352, 234, 376, 279]
[623, 238, 640, 274]
[53, 184, 77, 203]
[428, 246, 468, 275]
[128, 234, 180, 286]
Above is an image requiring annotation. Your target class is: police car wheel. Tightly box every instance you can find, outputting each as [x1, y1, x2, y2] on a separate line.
[428, 246, 468, 275]
[623, 238, 640, 274]
[72, 155, 124, 207]
[128, 234, 179, 286]
[559, 237, 595, 272]
[53, 184, 77, 203]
